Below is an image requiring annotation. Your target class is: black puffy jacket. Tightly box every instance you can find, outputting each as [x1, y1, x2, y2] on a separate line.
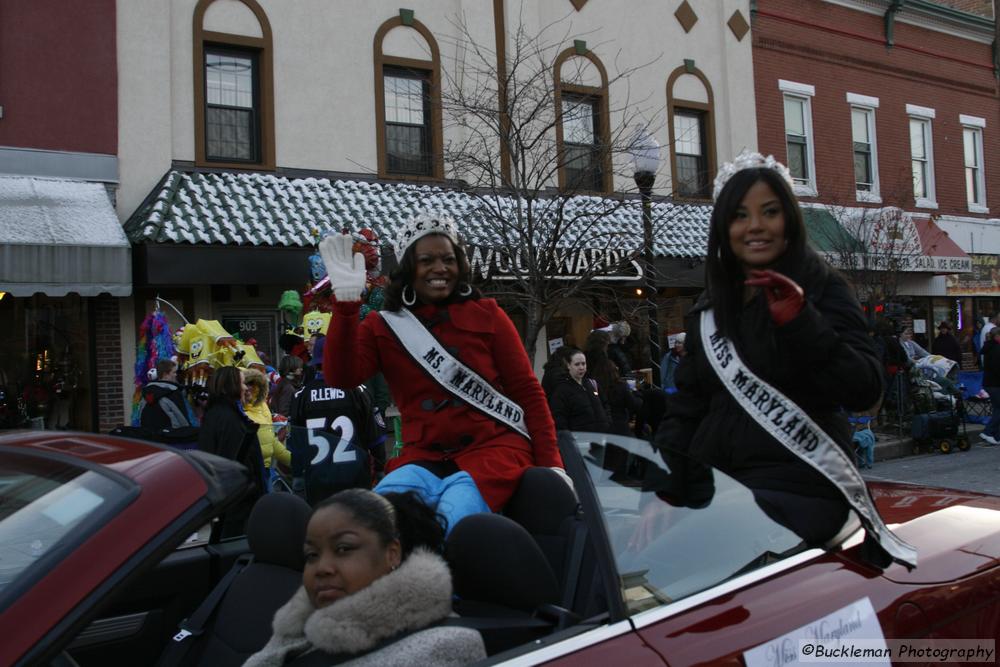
[655, 267, 883, 504]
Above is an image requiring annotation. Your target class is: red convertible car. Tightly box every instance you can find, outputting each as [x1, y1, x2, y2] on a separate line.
[2, 429, 999, 666]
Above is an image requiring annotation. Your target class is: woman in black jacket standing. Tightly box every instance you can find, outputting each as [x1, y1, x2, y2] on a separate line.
[547, 348, 612, 433]
[650, 153, 888, 549]
[198, 366, 266, 531]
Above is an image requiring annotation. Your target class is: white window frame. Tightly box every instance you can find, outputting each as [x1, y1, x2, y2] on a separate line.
[779, 80, 817, 197]
[906, 104, 937, 209]
[847, 93, 880, 203]
[961, 115, 988, 213]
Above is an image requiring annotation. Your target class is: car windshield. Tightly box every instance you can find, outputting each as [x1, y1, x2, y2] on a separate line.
[0, 453, 133, 606]
[568, 432, 809, 615]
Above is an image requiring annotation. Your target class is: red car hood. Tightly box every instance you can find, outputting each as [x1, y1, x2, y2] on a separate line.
[866, 481, 1000, 584]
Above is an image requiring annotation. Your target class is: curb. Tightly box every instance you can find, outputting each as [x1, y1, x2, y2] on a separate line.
[872, 423, 985, 462]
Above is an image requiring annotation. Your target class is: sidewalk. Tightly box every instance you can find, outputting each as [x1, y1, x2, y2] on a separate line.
[872, 421, 986, 462]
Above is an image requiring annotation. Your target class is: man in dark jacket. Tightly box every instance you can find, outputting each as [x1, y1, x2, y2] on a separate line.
[980, 328, 1000, 445]
[139, 359, 194, 431]
[287, 336, 383, 505]
[931, 321, 962, 365]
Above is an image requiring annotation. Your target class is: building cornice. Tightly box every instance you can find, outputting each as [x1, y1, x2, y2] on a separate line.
[822, 0, 995, 44]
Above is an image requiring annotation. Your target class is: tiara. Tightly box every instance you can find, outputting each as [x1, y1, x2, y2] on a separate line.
[712, 151, 795, 201]
[392, 212, 460, 261]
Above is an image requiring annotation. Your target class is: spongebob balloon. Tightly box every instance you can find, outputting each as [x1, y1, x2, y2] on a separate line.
[302, 310, 331, 339]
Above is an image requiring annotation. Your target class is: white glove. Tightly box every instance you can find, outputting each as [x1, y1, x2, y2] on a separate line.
[318, 234, 366, 303]
[549, 467, 576, 497]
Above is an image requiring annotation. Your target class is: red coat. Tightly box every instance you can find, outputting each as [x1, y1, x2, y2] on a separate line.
[324, 298, 562, 510]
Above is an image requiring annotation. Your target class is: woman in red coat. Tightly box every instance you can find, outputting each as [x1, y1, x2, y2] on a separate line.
[319, 214, 564, 532]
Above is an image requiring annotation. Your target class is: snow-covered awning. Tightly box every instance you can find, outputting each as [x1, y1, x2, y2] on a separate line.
[125, 170, 712, 257]
[0, 176, 132, 297]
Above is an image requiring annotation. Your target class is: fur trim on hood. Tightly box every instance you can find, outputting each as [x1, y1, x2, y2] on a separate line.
[242, 368, 269, 406]
[272, 548, 453, 655]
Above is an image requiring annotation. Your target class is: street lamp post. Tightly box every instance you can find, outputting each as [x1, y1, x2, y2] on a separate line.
[631, 128, 661, 388]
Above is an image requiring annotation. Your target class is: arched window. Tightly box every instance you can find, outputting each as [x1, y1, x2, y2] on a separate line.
[666, 64, 716, 200]
[192, 0, 275, 169]
[374, 15, 443, 180]
[554, 47, 611, 194]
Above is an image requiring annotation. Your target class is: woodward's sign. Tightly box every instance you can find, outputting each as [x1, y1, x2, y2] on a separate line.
[467, 245, 642, 281]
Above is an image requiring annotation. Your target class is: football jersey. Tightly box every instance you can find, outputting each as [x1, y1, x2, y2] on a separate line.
[287, 377, 381, 505]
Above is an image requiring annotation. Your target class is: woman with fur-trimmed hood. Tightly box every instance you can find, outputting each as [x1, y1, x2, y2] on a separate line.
[243, 489, 485, 667]
[242, 368, 292, 472]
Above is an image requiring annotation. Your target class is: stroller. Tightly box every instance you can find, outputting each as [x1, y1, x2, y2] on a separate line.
[909, 356, 970, 455]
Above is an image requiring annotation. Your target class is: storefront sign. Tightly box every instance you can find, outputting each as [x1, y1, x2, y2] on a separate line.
[946, 254, 1000, 295]
[222, 315, 276, 365]
[468, 245, 642, 281]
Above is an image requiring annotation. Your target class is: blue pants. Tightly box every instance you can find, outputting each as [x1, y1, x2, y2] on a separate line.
[984, 387, 1000, 439]
[374, 464, 491, 535]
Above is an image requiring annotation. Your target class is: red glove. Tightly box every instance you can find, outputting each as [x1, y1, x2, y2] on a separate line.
[745, 269, 804, 327]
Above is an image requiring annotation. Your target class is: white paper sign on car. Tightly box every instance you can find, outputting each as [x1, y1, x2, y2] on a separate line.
[743, 597, 888, 667]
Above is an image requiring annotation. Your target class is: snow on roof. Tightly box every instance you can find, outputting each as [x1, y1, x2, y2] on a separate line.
[0, 176, 128, 247]
[124, 171, 711, 258]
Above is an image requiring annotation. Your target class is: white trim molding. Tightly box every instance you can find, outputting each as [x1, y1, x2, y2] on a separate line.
[906, 104, 935, 119]
[778, 79, 815, 97]
[960, 114, 987, 128]
[846, 92, 879, 108]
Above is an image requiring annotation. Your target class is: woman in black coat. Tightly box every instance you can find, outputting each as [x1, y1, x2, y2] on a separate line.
[198, 366, 267, 531]
[585, 331, 641, 436]
[547, 348, 612, 433]
[651, 156, 884, 546]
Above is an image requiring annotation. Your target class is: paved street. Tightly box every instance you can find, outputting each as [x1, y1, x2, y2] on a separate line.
[863, 439, 1000, 495]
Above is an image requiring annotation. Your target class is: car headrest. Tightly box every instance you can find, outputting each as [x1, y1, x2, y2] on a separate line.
[446, 513, 560, 611]
[504, 467, 578, 536]
[247, 493, 312, 569]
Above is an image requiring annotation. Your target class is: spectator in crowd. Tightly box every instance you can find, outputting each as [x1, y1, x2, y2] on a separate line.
[287, 336, 383, 506]
[607, 321, 633, 376]
[197, 366, 266, 534]
[138, 358, 194, 431]
[899, 326, 929, 363]
[547, 347, 612, 433]
[659, 333, 687, 392]
[585, 331, 641, 436]
[931, 321, 962, 365]
[269, 355, 305, 416]
[979, 328, 1000, 445]
[243, 368, 292, 490]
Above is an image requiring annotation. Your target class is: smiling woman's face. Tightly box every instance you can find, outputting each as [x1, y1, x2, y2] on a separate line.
[411, 235, 459, 305]
[728, 179, 787, 270]
[303, 505, 400, 608]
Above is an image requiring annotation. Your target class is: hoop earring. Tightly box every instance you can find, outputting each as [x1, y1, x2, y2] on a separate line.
[402, 285, 417, 306]
[458, 283, 472, 297]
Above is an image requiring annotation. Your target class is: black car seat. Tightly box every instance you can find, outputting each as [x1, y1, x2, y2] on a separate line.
[157, 493, 312, 667]
[445, 512, 564, 655]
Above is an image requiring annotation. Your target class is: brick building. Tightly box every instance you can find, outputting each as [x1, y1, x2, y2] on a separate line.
[0, 0, 128, 432]
[752, 0, 997, 350]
